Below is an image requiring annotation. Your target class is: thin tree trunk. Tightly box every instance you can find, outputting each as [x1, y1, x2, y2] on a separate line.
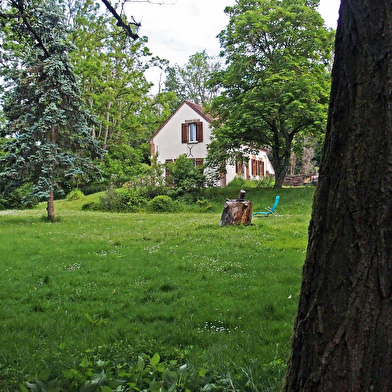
[89, 99, 96, 139]
[284, 0, 392, 390]
[47, 124, 56, 221]
[47, 190, 55, 221]
[103, 101, 112, 148]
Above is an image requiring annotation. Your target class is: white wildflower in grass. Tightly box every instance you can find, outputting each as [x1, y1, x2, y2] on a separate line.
[94, 250, 108, 257]
[196, 320, 238, 334]
[134, 276, 150, 286]
[143, 242, 163, 254]
[66, 263, 81, 271]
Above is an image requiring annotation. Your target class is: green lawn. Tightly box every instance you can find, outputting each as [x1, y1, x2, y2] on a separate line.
[0, 186, 315, 391]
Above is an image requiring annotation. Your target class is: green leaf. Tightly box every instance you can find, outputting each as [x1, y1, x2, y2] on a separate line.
[37, 367, 52, 381]
[151, 352, 160, 367]
[137, 356, 145, 372]
[81, 356, 90, 368]
[100, 386, 113, 392]
[20, 384, 29, 392]
[150, 380, 161, 392]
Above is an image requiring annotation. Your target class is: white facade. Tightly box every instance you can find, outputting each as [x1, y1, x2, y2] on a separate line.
[150, 100, 274, 186]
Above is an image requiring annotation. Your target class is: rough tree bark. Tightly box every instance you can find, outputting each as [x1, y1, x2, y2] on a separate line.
[284, 0, 392, 390]
[219, 190, 252, 226]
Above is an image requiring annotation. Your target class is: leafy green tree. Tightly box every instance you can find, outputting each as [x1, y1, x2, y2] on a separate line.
[68, 1, 152, 147]
[165, 50, 221, 107]
[208, 0, 334, 188]
[66, 0, 174, 184]
[0, 0, 103, 220]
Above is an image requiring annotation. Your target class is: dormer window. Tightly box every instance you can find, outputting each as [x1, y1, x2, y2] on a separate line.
[182, 121, 203, 143]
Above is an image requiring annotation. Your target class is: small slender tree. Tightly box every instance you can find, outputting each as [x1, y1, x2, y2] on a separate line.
[0, 0, 104, 220]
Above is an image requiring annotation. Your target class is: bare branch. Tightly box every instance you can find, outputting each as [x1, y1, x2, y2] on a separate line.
[100, 0, 139, 40]
[124, 0, 177, 4]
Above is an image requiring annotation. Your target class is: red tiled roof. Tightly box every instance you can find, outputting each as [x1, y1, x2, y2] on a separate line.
[184, 100, 214, 123]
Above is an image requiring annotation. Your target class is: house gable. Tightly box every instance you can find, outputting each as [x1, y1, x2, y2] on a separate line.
[150, 100, 213, 165]
[150, 100, 275, 186]
[150, 100, 212, 142]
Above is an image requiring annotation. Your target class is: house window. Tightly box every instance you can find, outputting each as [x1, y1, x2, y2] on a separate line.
[195, 158, 204, 167]
[165, 159, 173, 180]
[182, 122, 203, 143]
[189, 123, 197, 142]
[236, 156, 243, 174]
[252, 158, 257, 177]
[258, 159, 265, 177]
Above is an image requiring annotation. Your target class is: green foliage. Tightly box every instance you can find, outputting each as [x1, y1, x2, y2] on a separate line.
[66, 0, 173, 177]
[22, 350, 288, 392]
[81, 201, 100, 211]
[0, 0, 104, 218]
[166, 155, 206, 194]
[208, 0, 335, 188]
[100, 143, 145, 186]
[0, 182, 38, 210]
[66, 188, 85, 201]
[165, 50, 222, 106]
[99, 186, 148, 212]
[196, 198, 212, 211]
[148, 195, 180, 213]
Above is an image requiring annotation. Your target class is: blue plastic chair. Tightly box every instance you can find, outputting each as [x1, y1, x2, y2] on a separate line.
[252, 196, 280, 217]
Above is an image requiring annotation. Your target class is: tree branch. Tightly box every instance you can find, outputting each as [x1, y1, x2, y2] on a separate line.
[100, 0, 139, 40]
[8, 0, 51, 57]
[0, 12, 23, 18]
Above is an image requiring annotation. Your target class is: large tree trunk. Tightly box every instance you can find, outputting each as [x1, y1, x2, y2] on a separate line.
[271, 124, 294, 189]
[284, 0, 392, 391]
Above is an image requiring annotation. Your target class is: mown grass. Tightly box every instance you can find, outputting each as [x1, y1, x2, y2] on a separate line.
[0, 185, 315, 391]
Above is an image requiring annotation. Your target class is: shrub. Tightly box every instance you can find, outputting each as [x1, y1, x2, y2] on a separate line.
[66, 188, 85, 201]
[165, 155, 205, 193]
[0, 182, 38, 210]
[81, 183, 107, 195]
[81, 201, 100, 211]
[100, 186, 148, 212]
[196, 198, 212, 211]
[148, 195, 179, 212]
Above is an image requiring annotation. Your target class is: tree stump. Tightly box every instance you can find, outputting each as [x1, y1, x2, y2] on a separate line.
[218, 190, 253, 226]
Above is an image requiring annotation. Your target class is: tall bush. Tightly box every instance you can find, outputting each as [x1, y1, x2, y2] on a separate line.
[165, 155, 205, 193]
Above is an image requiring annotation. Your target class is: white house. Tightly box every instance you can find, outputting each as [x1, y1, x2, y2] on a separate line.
[150, 100, 274, 186]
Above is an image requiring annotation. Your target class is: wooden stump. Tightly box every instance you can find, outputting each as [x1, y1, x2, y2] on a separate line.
[218, 190, 252, 226]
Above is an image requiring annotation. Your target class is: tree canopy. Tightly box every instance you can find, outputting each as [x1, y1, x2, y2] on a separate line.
[0, 0, 104, 220]
[208, 0, 335, 188]
[164, 50, 221, 107]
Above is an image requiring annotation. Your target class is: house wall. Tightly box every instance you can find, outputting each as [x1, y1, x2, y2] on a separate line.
[223, 149, 275, 186]
[151, 103, 212, 165]
[151, 101, 275, 187]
